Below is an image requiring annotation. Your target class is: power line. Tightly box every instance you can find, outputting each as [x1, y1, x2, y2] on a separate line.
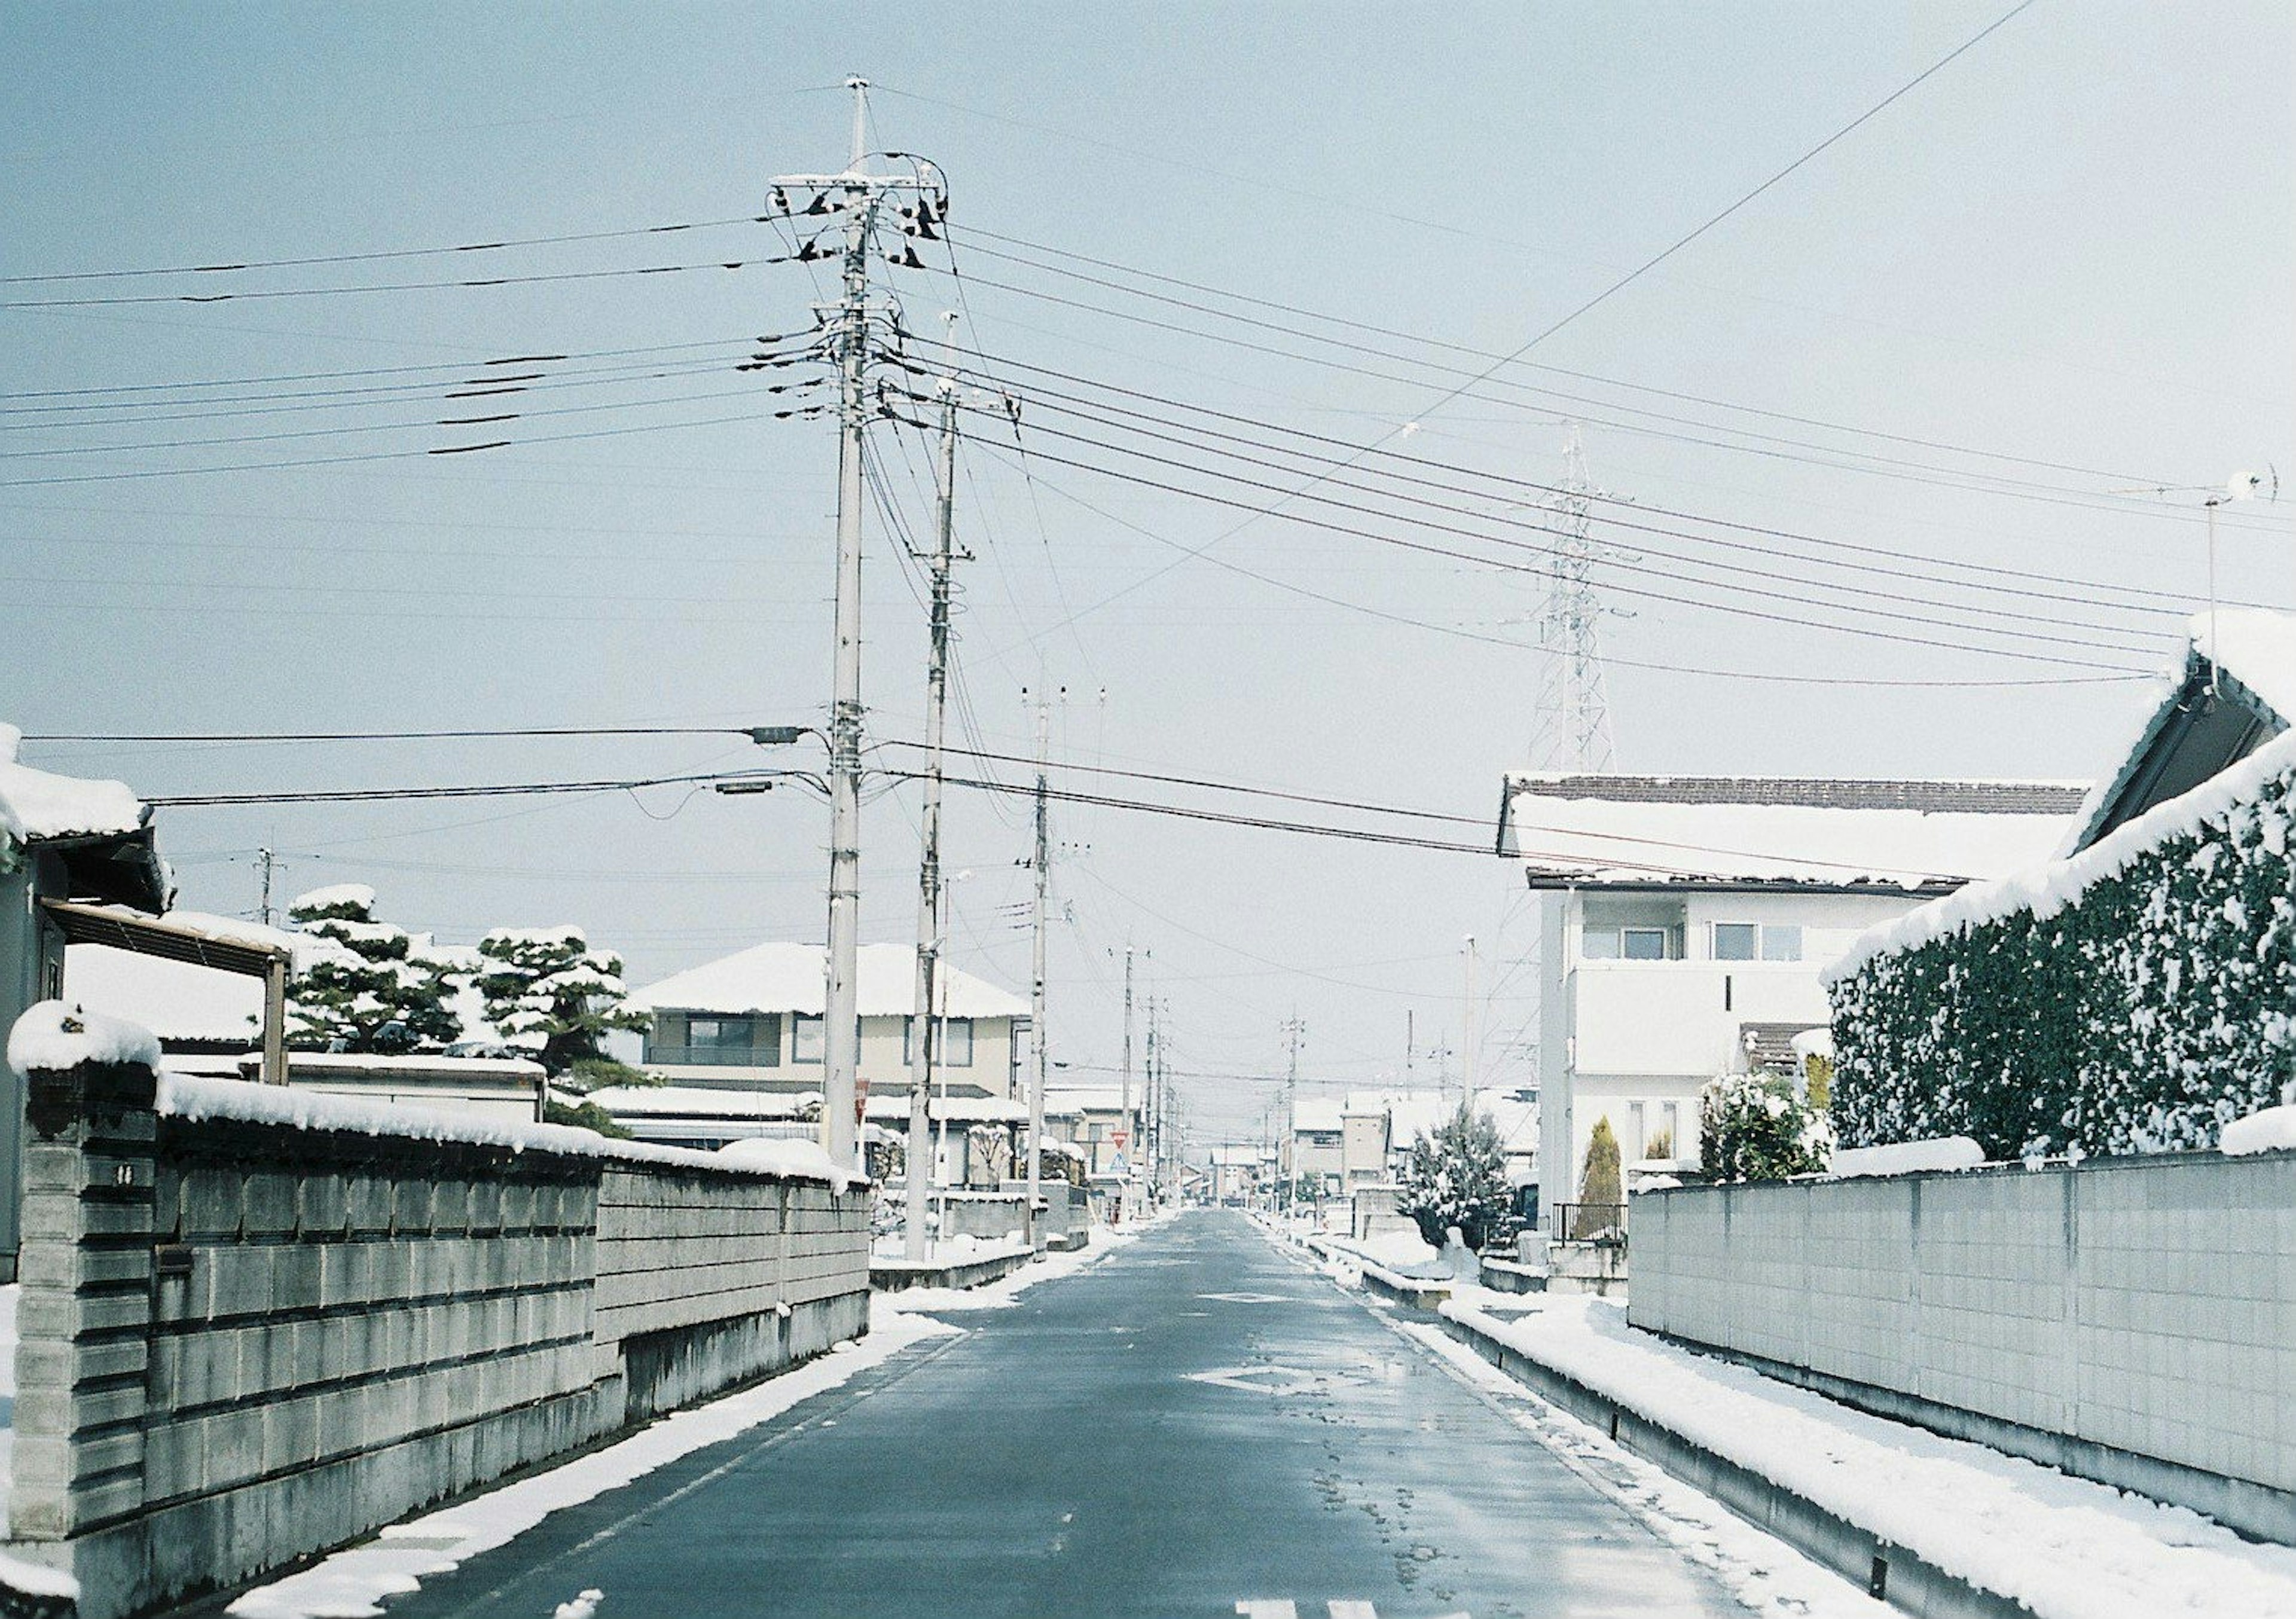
[24, 724, 775, 744]
[0, 211, 784, 286]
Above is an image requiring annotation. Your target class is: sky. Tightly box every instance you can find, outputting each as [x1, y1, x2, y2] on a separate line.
[5, 2, 2291, 1149]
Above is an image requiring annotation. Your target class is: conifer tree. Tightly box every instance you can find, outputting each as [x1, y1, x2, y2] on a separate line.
[473, 926, 649, 1076]
[286, 885, 463, 1054]
[1572, 1116, 1623, 1238]
[1397, 1101, 1517, 1249]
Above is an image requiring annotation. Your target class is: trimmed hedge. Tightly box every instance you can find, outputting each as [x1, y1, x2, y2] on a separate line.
[1829, 760, 2296, 1159]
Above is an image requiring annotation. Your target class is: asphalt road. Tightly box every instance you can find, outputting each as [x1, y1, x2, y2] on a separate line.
[377, 1211, 1747, 1619]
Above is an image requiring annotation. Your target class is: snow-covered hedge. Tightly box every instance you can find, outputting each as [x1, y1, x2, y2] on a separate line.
[1828, 737, 2296, 1159]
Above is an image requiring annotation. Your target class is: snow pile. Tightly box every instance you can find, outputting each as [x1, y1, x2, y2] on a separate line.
[0, 724, 146, 846]
[2219, 1104, 2296, 1156]
[1446, 1294, 2296, 1619]
[227, 1308, 955, 1619]
[714, 1135, 856, 1186]
[8, 1001, 160, 1075]
[1830, 1136, 1985, 1178]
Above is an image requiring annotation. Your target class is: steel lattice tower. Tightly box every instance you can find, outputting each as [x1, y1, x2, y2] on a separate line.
[1529, 426, 1617, 773]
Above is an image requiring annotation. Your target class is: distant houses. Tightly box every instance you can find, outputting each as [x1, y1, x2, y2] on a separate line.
[1496, 770, 2087, 1226]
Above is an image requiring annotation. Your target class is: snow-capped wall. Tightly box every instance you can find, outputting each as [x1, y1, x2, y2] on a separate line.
[1826, 734, 2296, 1159]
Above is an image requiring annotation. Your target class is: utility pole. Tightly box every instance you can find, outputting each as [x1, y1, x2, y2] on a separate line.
[1025, 693, 1052, 1244]
[903, 311, 964, 1262]
[256, 847, 275, 928]
[1120, 943, 1135, 1221]
[1280, 1013, 1305, 1215]
[771, 77, 940, 1169]
[1462, 934, 1479, 1109]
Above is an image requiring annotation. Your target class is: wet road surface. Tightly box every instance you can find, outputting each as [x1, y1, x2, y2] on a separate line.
[375, 1210, 1747, 1619]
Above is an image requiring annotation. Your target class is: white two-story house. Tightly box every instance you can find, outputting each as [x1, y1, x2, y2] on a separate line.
[1498, 774, 2087, 1225]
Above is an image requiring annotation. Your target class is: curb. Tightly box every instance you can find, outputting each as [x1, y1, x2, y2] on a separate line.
[1434, 1310, 2034, 1619]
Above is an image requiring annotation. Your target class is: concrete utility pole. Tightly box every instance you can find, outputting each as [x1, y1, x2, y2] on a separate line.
[771, 77, 938, 1169]
[1120, 943, 1135, 1220]
[903, 311, 964, 1261]
[1462, 934, 1479, 1108]
[1281, 1013, 1305, 1214]
[256, 847, 275, 928]
[1025, 694, 1052, 1244]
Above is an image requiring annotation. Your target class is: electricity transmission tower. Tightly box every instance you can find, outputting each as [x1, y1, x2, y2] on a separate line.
[1530, 426, 1619, 774]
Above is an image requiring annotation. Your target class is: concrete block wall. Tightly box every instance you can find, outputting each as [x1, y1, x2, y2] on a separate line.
[5, 1058, 871, 1618]
[1631, 1151, 2296, 1541]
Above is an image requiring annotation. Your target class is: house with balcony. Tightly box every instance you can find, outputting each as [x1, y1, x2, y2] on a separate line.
[626, 941, 1028, 1104]
[1497, 772, 2088, 1226]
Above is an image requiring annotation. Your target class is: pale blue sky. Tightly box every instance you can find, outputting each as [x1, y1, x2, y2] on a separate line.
[6, 3, 2290, 1142]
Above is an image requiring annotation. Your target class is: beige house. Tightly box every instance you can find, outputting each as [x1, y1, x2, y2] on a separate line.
[629, 942, 1028, 1103]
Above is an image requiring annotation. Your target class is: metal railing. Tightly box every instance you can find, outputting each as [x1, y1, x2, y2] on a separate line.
[1553, 1202, 1629, 1242]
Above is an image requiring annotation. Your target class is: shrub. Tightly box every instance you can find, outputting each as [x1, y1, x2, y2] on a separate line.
[1397, 1102, 1518, 1250]
[1828, 750, 2296, 1159]
[1571, 1116, 1623, 1238]
[1700, 1072, 1831, 1182]
[544, 1098, 631, 1139]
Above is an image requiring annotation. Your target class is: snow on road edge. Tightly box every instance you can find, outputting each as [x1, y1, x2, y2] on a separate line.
[1443, 1294, 2296, 1619]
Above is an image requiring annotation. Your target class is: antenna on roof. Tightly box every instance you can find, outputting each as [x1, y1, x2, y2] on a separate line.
[2202, 467, 2277, 697]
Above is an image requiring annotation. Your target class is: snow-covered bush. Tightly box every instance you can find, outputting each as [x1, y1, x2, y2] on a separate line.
[1700, 1071, 1831, 1182]
[286, 885, 463, 1054]
[1828, 749, 2296, 1160]
[1396, 1102, 1516, 1250]
[474, 925, 648, 1075]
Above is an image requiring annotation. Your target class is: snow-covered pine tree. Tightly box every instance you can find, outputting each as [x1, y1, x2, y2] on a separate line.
[286, 884, 464, 1054]
[473, 925, 649, 1076]
[1396, 1101, 1516, 1250]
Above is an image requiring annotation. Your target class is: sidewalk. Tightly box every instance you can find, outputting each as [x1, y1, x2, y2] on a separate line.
[1440, 1291, 2296, 1619]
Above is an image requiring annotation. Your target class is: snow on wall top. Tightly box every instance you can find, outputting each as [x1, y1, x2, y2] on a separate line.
[2191, 607, 2296, 725]
[155, 1073, 863, 1187]
[8, 1001, 161, 1074]
[629, 941, 1028, 1019]
[1827, 725, 2296, 985]
[1500, 774, 2085, 889]
[0, 724, 149, 847]
[588, 1083, 1031, 1126]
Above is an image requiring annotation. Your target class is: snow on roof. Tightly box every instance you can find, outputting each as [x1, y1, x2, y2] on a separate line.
[68, 943, 263, 1045]
[2193, 607, 2296, 725]
[630, 942, 1028, 1019]
[8, 1001, 161, 1074]
[1293, 1098, 1345, 1133]
[1828, 726, 2296, 985]
[1499, 773, 2087, 890]
[587, 1084, 1031, 1126]
[0, 725, 148, 846]
[1045, 1084, 1126, 1114]
[262, 1051, 545, 1080]
[288, 882, 376, 915]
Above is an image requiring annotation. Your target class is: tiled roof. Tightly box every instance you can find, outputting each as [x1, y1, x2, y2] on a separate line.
[1510, 776, 2089, 815]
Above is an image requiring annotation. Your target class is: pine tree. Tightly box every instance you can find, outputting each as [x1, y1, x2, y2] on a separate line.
[1572, 1116, 1623, 1238]
[473, 926, 650, 1076]
[1396, 1101, 1517, 1250]
[286, 885, 463, 1054]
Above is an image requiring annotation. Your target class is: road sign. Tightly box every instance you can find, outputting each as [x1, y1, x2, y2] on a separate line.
[1110, 1129, 1128, 1148]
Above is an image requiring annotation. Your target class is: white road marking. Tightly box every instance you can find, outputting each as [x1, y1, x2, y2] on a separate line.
[1197, 1290, 1292, 1304]
[1327, 1602, 1379, 1618]
[1235, 1603, 1297, 1619]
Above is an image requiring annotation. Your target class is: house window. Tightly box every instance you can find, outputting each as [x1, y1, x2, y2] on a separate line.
[1714, 922, 1802, 962]
[902, 1016, 976, 1067]
[1621, 927, 1668, 961]
[652, 1013, 777, 1068]
[1581, 927, 1621, 960]
[792, 1015, 823, 1064]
